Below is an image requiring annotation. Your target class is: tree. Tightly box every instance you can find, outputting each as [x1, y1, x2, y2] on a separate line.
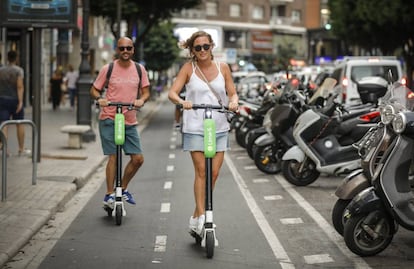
[328, 0, 414, 88]
[143, 21, 180, 72]
[90, 0, 201, 60]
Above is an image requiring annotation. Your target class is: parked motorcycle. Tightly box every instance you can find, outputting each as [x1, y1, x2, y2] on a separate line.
[234, 88, 280, 148]
[331, 77, 409, 235]
[251, 77, 309, 174]
[342, 83, 414, 257]
[281, 78, 380, 186]
[245, 78, 310, 160]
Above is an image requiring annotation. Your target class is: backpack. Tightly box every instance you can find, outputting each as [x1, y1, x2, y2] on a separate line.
[104, 61, 143, 98]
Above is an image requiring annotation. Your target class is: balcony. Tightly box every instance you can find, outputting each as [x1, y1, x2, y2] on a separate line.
[270, 16, 293, 26]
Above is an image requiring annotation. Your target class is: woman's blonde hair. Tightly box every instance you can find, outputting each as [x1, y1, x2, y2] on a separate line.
[179, 30, 215, 61]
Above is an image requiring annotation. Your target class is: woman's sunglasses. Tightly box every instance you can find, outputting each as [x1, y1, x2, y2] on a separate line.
[118, 46, 133, 51]
[194, 44, 211, 52]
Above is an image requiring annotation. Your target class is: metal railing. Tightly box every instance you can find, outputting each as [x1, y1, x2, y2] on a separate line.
[0, 120, 38, 201]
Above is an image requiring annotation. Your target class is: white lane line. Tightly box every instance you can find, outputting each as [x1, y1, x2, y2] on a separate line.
[160, 203, 171, 213]
[225, 155, 294, 269]
[280, 218, 303, 225]
[253, 178, 270, 183]
[166, 165, 174, 172]
[164, 181, 173, 190]
[170, 144, 176, 150]
[274, 174, 372, 269]
[171, 137, 177, 142]
[244, 165, 257, 170]
[154, 235, 167, 252]
[264, 195, 283, 201]
[304, 254, 334, 264]
[236, 156, 249, 160]
[169, 153, 175, 159]
[231, 148, 246, 152]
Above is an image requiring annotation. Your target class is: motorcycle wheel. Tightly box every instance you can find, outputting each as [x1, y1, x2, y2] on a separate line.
[332, 199, 351, 236]
[254, 144, 282, 174]
[281, 159, 320, 186]
[235, 125, 247, 148]
[246, 131, 264, 160]
[343, 211, 394, 257]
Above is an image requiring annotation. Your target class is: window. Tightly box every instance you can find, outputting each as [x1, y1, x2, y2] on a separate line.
[229, 3, 241, 18]
[252, 5, 264, 20]
[292, 10, 301, 22]
[206, 1, 218, 16]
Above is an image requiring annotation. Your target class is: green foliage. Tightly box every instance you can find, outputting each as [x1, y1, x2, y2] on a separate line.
[328, 0, 414, 88]
[328, 0, 414, 54]
[143, 21, 180, 72]
[90, 0, 201, 40]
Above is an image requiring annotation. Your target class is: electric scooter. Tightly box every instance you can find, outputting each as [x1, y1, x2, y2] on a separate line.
[101, 102, 137, 225]
[185, 103, 231, 259]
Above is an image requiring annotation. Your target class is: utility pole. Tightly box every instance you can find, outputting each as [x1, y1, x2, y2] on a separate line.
[76, 0, 95, 142]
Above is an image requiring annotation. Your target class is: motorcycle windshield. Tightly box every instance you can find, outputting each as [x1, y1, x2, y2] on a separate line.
[307, 77, 338, 106]
[379, 82, 414, 111]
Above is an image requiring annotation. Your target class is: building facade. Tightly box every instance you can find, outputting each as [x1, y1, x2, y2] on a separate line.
[172, 0, 338, 73]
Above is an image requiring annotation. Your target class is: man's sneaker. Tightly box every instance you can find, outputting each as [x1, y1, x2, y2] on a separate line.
[196, 214, 205, 235]
[122, 190, 136, 205]
[103, 193, 115, 208]
[189, 216, 198, 233]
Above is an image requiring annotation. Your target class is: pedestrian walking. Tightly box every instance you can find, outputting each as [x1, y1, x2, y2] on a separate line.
[64, 64, 79, 110]
[49, 69, 64, 110]
[0, 50, 29, 156]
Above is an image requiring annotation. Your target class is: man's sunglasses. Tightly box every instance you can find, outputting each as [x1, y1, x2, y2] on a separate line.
[194, 44, 211, 52]
[118, 46, 133, 51]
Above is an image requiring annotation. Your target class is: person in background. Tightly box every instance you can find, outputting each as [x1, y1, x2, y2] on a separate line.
[168, 30, 239, 235]
[49, 69, 64, 110]
[0, 50, 29, 156]
[64, 64, 79, 110]
[90, 36, 151, 207]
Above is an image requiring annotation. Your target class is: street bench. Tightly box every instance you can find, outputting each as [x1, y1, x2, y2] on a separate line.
[60, 125, 91, 149]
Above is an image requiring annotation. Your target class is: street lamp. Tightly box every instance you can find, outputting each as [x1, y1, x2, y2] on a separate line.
[76, 0, 95, 142]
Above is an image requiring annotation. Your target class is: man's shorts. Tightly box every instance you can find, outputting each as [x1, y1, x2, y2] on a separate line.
[99, 119, 143, 155]
[0, 97, 20, 122]
[182, 132, 229, 152]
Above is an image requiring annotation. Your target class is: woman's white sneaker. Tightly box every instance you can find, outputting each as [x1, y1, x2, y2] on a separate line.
[188, 216, 198, 233]
[196, 214, 205, 235]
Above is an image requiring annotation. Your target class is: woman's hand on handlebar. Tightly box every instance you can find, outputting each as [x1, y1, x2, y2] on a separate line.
[180, 100, 193, 110]
[228, 101, 238, 112]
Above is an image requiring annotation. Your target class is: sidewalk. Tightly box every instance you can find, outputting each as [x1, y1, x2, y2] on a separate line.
[0, 93, 166, 267]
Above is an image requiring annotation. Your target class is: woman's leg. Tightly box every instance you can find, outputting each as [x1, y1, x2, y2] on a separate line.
[190, 151, 225, 218]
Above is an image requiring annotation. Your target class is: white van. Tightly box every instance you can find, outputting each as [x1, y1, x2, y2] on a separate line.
[330, 56, 405, 104]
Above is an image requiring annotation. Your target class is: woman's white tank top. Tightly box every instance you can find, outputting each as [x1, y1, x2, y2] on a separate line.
[182, 61, 229, 134]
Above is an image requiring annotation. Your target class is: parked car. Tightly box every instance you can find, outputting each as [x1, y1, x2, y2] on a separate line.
[236, 71, 270, 100]
[330, 56, 405, 104]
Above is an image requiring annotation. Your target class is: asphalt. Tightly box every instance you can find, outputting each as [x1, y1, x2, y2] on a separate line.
[0, 92, 167, 267]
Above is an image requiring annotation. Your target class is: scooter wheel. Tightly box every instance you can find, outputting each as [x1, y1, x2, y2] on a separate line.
[343, 212, 394, 257]
[331, 199, 351, 236]
[115, 204, 122, 225]
[205, 231, 215, 259]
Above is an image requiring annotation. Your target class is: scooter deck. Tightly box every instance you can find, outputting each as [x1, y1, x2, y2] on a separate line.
[189, 230, 202, 244]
